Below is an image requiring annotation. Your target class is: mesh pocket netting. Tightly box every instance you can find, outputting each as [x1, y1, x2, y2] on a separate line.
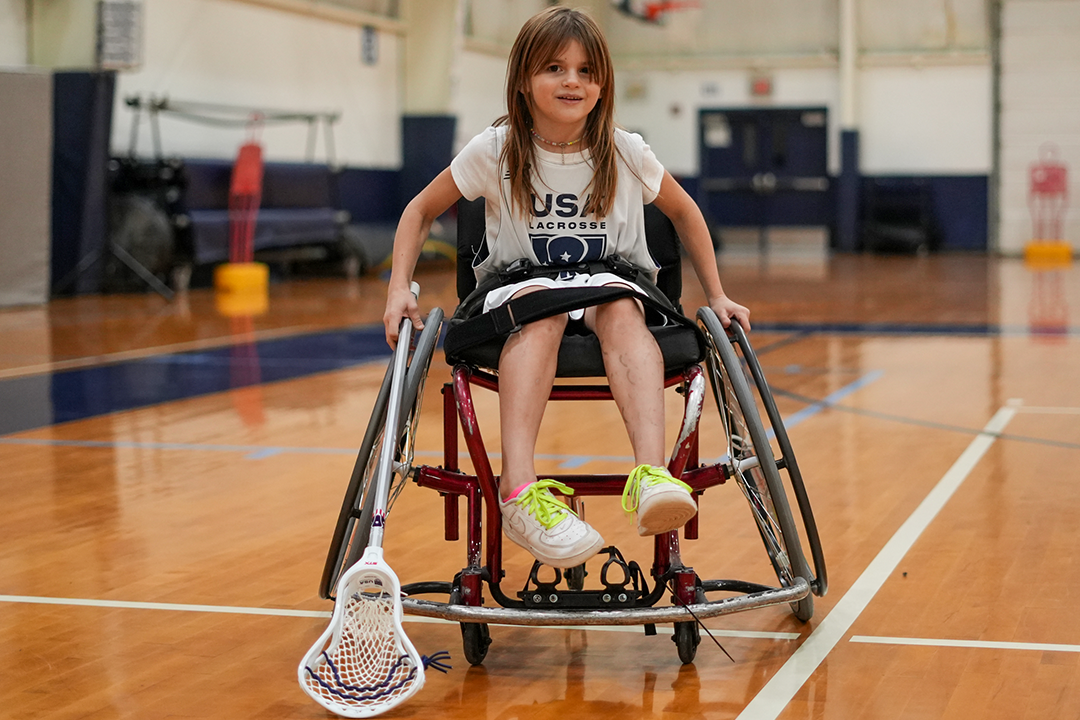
[301, 572, 423, 716]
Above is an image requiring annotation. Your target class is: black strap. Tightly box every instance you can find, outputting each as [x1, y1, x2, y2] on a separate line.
[454, 255, 651, 322]
[443, 285, 698, 359]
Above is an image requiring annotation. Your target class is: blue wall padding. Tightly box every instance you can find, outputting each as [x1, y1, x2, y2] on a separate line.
[836, 130, 860, 252]
[336, 167, 400, 223]
[51, 71, 116, 294]
[400, 115, 456, 214]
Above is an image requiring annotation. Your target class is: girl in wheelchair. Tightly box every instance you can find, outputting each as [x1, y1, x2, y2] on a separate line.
[383, 6, 750, 571]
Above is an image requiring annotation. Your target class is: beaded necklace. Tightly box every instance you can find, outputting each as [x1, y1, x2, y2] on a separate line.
[530, 127, 583, 149]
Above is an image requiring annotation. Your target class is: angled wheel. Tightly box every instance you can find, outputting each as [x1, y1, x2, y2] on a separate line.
[697, 308, 815, 621]
[461, 622, 492, 666]
[319, 308, 444, 599]
[728, 322, 827, 599]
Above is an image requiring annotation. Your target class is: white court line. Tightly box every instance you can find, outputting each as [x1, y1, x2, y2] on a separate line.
[0, 594, 331, 618]
[1013, 405, 1080, 415]
[851, 635, 1080, 653]
[0, 594, 798, 640]
[735, 403, 1018, 720]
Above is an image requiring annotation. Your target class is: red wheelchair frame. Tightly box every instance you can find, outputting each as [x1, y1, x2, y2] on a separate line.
[319, 301, 827, 665]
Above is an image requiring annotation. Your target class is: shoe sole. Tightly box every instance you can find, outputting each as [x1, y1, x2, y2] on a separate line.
[636, 494, 698, 536]
[502, 526, 605, 569]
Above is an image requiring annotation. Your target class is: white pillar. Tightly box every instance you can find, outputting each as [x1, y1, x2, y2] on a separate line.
[839, 0, 858, 130]
[836, 0, 861, 252]
[401, 0, 464, 115]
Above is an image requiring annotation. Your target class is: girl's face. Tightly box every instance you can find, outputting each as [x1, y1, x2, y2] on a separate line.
[524, 40, 601, 139]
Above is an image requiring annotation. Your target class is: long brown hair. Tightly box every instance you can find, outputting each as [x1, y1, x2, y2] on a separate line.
[496, 6, 619, 219]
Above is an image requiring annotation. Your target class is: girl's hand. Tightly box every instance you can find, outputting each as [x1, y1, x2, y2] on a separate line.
[383, 284, 424, 349]
[710, 295, 751, 332]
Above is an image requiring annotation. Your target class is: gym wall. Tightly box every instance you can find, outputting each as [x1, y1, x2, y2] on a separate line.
[594, 0, 991, 176]
[452, 49, 508, 154]
[0, 0, 26, 66]
[109, 0, 402, 167]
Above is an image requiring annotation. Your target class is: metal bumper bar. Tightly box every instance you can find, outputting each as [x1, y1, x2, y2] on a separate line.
[402, 577, 809, 626]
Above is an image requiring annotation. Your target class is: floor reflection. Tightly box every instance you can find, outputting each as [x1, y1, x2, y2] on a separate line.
[431, 630, 776, 720]
[1028, 267, 1069, 340]
[228, 315, 266, 426]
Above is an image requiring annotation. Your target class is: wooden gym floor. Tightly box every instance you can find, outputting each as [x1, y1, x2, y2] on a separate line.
[2, 252, 1079, 719]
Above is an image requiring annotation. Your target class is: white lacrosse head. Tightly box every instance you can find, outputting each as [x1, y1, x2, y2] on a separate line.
[298, 547, 426, 718]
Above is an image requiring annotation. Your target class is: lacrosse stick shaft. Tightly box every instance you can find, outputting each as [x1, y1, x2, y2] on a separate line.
[368, 283, 419, 550]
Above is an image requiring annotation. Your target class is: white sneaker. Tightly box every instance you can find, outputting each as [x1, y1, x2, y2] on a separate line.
[622, 464, 697, 536]
[500, 480, 604, 568]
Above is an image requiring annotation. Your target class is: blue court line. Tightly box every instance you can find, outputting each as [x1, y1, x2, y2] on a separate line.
[0, 325, 393, 436]
[780, 370, 884, 429]
[434, 370, 883, 470]
[0, 437, 635, 467]
[696, 370, 883, 465]
[752, 321, 1080, 338]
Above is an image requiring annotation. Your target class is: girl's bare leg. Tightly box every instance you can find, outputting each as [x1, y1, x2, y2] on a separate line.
[585, 298, 666, 466]
[588, 296, 696, 536]
[497, 310, 568, 501]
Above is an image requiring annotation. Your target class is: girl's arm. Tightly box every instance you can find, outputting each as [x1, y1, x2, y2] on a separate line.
[384, 167, 464, 347]
[651, 170, 750, 331]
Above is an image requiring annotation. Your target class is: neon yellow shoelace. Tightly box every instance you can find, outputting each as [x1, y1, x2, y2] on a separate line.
[514, 479, 578, 531]
[621, 464, 694, 514]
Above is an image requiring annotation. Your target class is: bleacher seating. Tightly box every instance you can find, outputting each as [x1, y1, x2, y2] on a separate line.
[179, 159, 346, 265]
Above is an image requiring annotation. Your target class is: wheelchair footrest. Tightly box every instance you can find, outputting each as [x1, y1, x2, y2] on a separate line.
[520, 588, 639, 609]
[517, 547, 645, 609]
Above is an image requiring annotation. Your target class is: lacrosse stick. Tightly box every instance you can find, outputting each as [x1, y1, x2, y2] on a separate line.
[299, 283, 435, 717]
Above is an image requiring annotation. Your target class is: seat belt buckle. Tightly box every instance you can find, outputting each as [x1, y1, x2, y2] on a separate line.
[604, 254, 638, 279]
[490, 304, 522, 335]
[499, 258, 536, 285]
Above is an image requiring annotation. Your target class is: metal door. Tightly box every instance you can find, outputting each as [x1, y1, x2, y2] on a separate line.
[698, 108, 831, 244]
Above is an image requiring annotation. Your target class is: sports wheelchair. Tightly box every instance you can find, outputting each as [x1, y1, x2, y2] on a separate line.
[318, 201, 827, 665]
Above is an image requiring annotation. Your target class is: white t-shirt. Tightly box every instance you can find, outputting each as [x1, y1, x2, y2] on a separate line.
[450, 125, 666, 285]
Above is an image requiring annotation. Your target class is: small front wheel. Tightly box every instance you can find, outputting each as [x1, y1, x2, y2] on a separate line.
[461, 622, 491, 666]
[672, 622, 700, 664]
[565, 563, 586, 591]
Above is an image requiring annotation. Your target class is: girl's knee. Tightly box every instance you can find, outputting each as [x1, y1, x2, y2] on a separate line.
[514, 312, 568, 343]
[535, 312, 569, 333]
[591, 297, 645, 332]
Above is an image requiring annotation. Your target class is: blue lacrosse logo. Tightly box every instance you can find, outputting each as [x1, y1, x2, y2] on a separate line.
[531, 233, 606, 266]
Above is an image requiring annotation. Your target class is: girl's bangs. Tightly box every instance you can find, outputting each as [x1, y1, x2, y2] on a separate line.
[527, 25, 610, 88]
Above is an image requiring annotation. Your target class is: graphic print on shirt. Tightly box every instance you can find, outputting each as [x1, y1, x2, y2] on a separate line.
[528, 192, 607, 270]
